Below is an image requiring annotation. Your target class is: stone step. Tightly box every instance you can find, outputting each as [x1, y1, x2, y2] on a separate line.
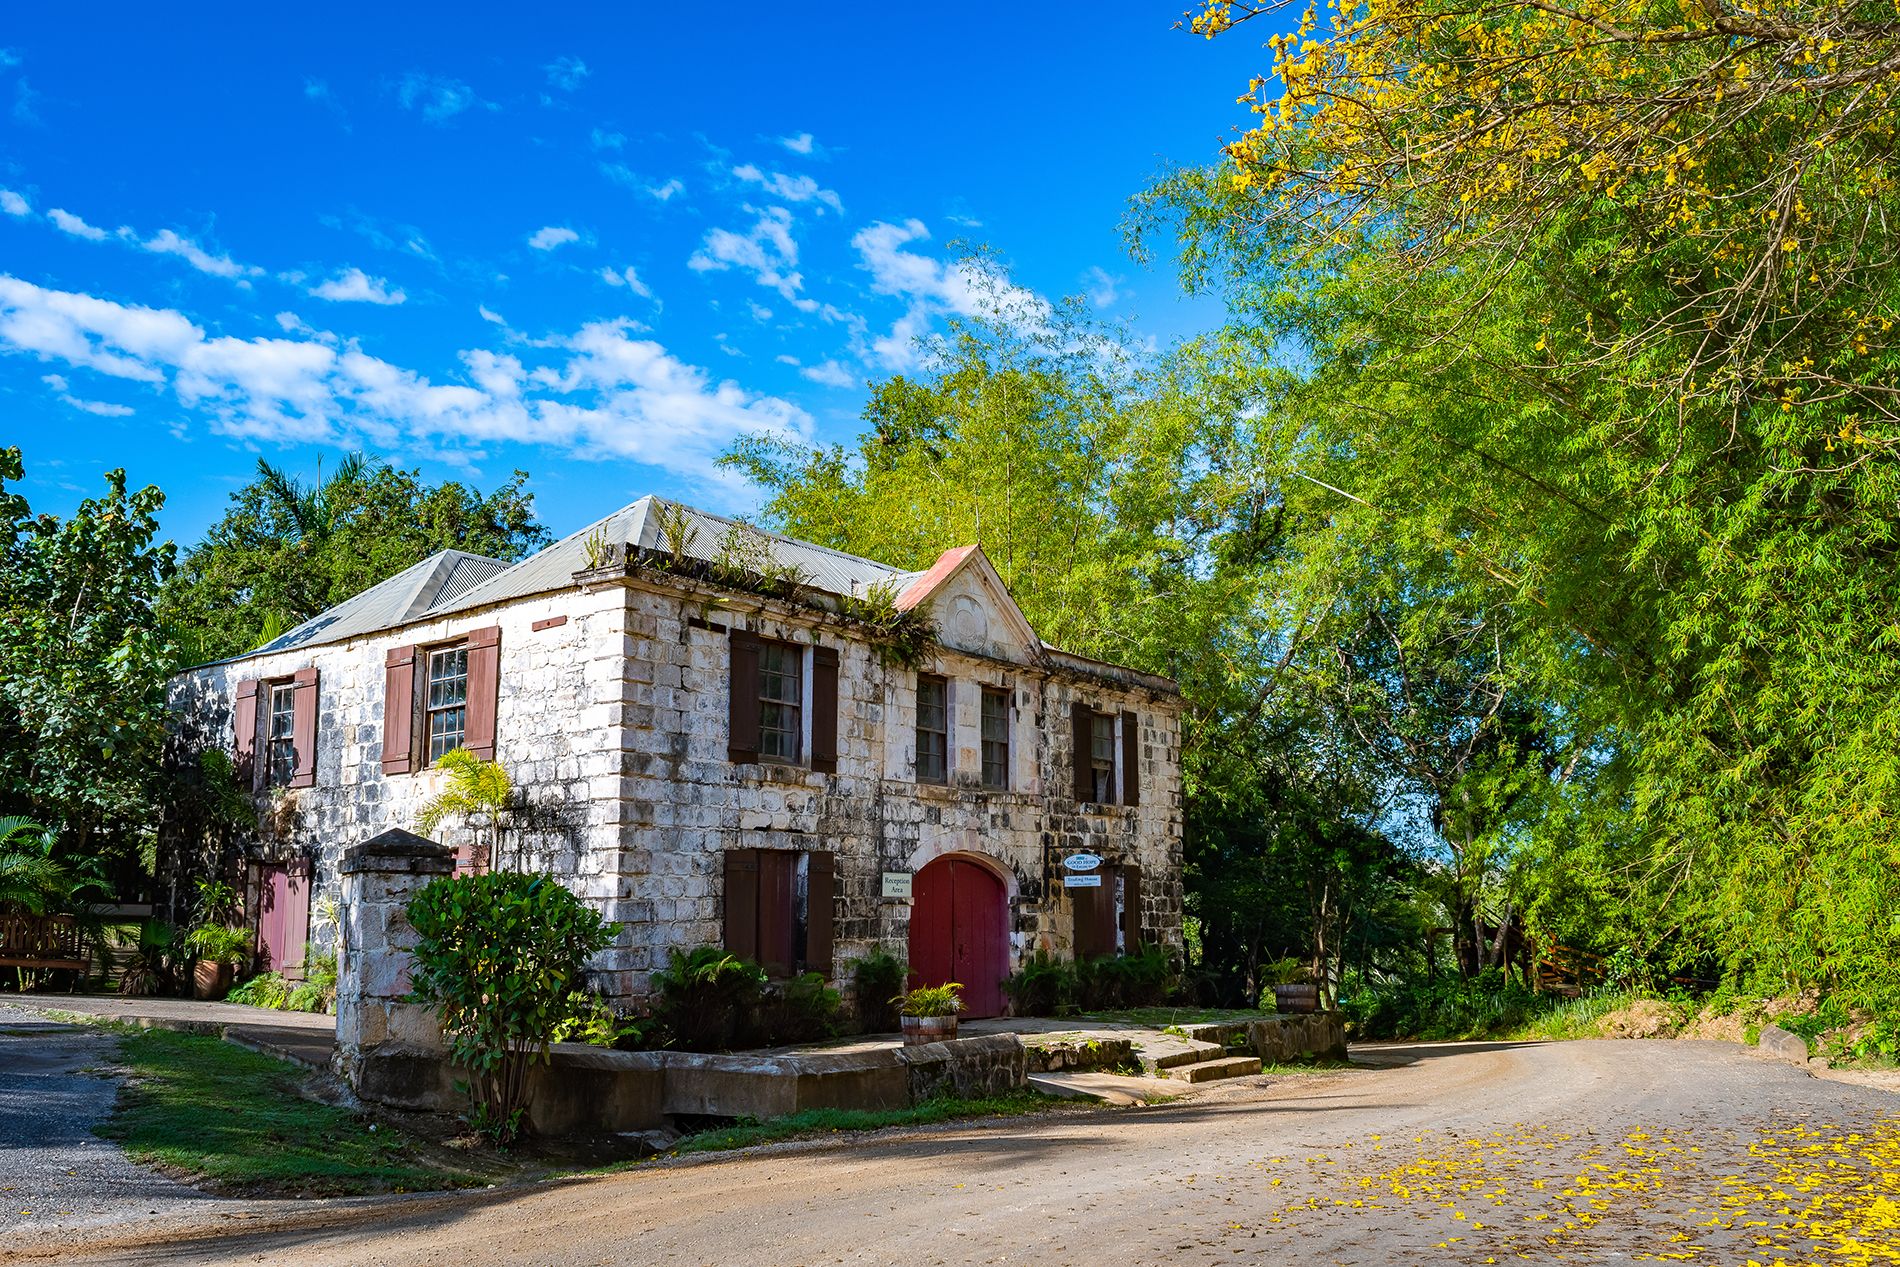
[1028, 1071, 1182, 1106]
[1183, 1022, 1250, 1046]
[1163, 1055, 1262, 1083]
[1139, 1040, 1227, 1072]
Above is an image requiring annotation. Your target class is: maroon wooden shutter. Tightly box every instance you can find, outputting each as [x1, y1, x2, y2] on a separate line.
[757, 851, 798, 976]
[727, 631, 761, 762]
[804, 851, 835, 977]
[1120, 864, 1142, 952]
[289, 668, 319, 789]
[381, 645, 416, 775]
[233, 679, 260, 790]
[811, 645, 839, 774]
[1121, 710, 1140, 806]
[1071, 701, 1094, 802]
[724, 848, 760, 961]
[464, 626, 501, 761]
[1074, 880, 1115, 960]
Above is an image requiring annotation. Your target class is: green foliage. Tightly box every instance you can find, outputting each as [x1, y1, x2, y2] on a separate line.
[415, 748, 514, 866]
[0, 816, 111, 915]
[895, 982, 963, 1018]
[550, 990, 650, 1048]
[405, 871, 616, 1146]
[228, 971, 293, 1009]
[0, 448, 176, 873]
[649, 947, 768, 1052]
[158, 454, 548, 663]
[118, 921, 175, 997]
[757, 971, 843, 1044]
[835, 582, 936, 669]
[850, 947, 908, 1032]
[183, 923, 252, 968]
[1003, 951, 1077, 1017]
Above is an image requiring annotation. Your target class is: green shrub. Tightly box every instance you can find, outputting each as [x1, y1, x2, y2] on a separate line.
[651, 947, 768, 1052]
[1003, 950, 1077, 1017]
[1078, 947, 1175, 1010]
[759, 972, 843, 1044]
[551, 990, 652, 1048]
[406, 872, 616, 1145]
[229, 971, 292, 1009]
[184, 923, 252, 967]
[286, 951, 338, 1013]
[896, 982, 963, 1017]
[851, 948, 908, 1032]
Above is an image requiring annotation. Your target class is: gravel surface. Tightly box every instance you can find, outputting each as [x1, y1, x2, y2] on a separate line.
[0, 1006, 233, 1240]
[10, 1036, 1896, 1266]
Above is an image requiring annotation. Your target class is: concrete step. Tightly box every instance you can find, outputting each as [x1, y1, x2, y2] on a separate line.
[1028, 1071, 1183, 1106]
[1138, 1040, 1227, 1073]
[1183, 1022, 1249, 1046]
[1163, 1055, 1262, 1083]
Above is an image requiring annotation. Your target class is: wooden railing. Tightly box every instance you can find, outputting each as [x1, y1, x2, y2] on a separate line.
[0, 912, 89, 970]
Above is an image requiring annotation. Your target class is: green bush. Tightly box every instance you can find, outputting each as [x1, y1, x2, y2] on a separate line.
[286, 951, 337, 1013]
[551, 990, 651, 1048]
[759, 972, 843, 1044]
[406, 871, 616, 1145]
[651, 947, 768, 1052]
[851, 948, 907, 1033]
[184, 923, 252, 968]
[1078, 947, 1175, 1010]
[229, 971, 292, 1009]
[1003, 950, 1077, 1017]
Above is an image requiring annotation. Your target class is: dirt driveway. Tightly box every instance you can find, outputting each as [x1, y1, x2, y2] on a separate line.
[9, 1037, 1897, 1267]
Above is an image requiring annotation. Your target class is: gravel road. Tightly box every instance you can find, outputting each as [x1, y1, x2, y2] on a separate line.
[8, 1035, 1895, 1267]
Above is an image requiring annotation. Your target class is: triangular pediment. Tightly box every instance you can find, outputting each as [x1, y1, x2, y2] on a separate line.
[897, 545, 1043, 663]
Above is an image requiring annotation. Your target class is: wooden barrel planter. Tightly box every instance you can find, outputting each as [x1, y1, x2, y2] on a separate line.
[1272, 983, 1320, 1014]
[901, 1014, 958, 1046]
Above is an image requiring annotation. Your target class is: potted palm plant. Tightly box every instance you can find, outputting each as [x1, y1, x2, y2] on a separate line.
[896, 982, 963, 1045]
[185, 878, 250, 999]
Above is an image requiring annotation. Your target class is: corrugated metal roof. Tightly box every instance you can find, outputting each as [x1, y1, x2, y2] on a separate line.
[430, 496, 913, 619]
[249, 549, 511, 655]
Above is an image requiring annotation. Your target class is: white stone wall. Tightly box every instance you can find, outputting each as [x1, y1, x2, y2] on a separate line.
[168, 569, 1185, 1007]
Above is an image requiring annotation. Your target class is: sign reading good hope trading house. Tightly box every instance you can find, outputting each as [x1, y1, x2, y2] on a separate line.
[1062, 852, 1103, 887]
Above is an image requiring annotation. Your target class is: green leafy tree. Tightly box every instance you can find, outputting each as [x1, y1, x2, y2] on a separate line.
[0, 447, 177, 875]
[159, 456, 549, 662]
[416, 749, 514, 870]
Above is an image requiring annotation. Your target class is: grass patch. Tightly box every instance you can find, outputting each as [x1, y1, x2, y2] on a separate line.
[666, 1090, 1059, 1157]
[98, 1028, 505, 1195]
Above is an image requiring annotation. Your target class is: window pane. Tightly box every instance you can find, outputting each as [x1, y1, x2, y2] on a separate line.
[1090, 712, 1115, 802]
[916, 676, 947, 783]
[425, 646, 469, 763]
[758, 642, 801, 760]
[267, 683, 297, 786]
[980, 687, 1008, 789]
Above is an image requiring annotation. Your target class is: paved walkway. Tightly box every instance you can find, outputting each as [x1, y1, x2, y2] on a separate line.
[3, 995, 337, 1069]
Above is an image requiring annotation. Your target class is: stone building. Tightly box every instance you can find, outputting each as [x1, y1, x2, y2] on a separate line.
[166, 497, 1184, 1017]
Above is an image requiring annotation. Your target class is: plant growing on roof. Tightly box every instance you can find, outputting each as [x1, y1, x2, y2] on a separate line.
[581, 526, 621, 571]
[838, 581, 936, 670]
[406, 870, 616, 1146]
[651, 499, 700, 561]
[416, 748, 515, 870]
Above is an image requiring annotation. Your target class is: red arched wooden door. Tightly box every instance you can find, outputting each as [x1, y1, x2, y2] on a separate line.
[908, 856, 1008, 1019]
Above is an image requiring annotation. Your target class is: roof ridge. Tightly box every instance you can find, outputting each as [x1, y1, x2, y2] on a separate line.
[657, 500, 904, 576]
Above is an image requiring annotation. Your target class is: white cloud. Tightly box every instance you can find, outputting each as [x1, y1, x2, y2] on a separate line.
[141, 229, 260, 280]
[689, 207, 818, 310]
[48, 208, 107, 241]
[732, 164, 842, 213]
[0, 274, 809, 486]
[778, 132, 815, 155]
[591, 128, 625, 150]
[1084, 266, 1123, 309]
[1, 189, 27, 217]
[61, 393, 135, 417]
[478, 305, 506, 325]
[599, 265, 652, 298]
[747, 300, 774, 323]
[309, 268, 406, 305]
[394, 72, 489, 123]
[649, 178, 685, 202]
[798, 360, 856, 389]
[544, 56, 589, 91]
[528, 225, 580, 251]
[851, 219, 1049, 368]
[602, 163, 686, 202]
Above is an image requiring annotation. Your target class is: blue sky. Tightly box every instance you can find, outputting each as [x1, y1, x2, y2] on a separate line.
[0, 6, 1274, 546]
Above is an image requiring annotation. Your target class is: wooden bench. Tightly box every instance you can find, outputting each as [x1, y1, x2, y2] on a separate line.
[0, 912, 89, 971]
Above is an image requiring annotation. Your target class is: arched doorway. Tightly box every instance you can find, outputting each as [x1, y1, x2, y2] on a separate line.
[908, 855, 1008, 1018]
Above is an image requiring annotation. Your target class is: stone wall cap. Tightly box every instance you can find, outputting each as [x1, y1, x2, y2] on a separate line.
[341, 828, 456, 875]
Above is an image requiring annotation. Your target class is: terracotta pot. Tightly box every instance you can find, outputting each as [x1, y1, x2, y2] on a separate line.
[901, 1014, 958, 1046]
[1272, 983, 1320, 1014]
[193, 960, 234, 1001]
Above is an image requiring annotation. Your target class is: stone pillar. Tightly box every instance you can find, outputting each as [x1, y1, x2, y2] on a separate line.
[334, 827, 459, 1110]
